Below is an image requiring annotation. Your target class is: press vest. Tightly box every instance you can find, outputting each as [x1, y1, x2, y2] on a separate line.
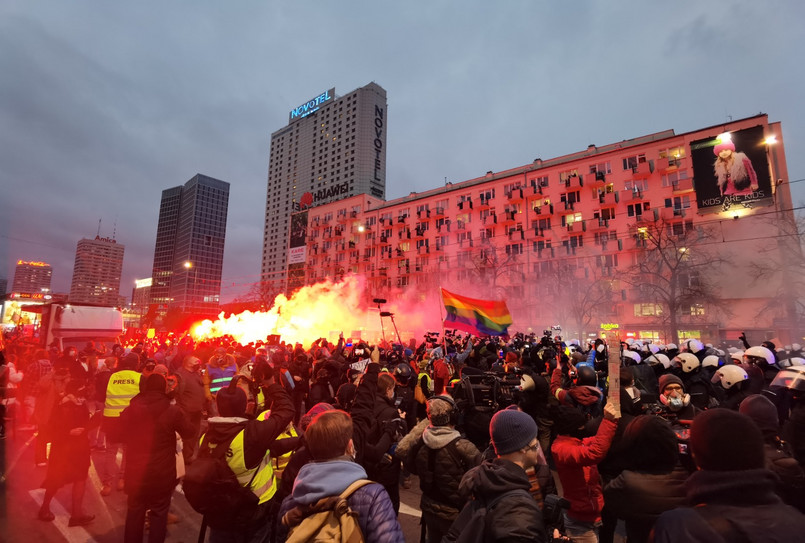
[103, 369, 141, 417]
[204, 427, 277, 505]
[418, 372, 434, 391]
[256, 410, 298, 473]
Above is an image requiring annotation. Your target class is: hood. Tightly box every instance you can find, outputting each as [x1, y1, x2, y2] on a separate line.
[461, 458, 531, 502]
[568, 384, 603, 406]
[205, 417, 249, 443]
[128, 390, 170, 417]
[422, 425, 461, 449]
[291, 460, 368, 504]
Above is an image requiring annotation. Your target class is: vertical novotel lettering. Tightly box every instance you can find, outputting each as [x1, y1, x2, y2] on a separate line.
[373, 105, 384, 182]
[289, 88, 335, 123]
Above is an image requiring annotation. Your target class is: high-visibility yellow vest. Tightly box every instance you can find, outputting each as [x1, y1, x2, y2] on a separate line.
[203, 427, 277, 505]
[256, 410, 298, 474]
[103, 370, 141, 417]
[418, 372, 434, 391]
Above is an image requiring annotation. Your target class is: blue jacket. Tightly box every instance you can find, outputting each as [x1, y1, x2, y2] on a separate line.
[276, 459, 404, 543]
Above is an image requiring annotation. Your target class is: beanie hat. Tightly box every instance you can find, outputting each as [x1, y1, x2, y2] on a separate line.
[144, 373, 167, 393]
[300, 402, 334, 431]
[551, 405, 589, 436]
[658, 374, 684, 394]
[120, 352, 140, 370]
[490, 409, 538, 455]
[689, 409, 764, 471]
[713, 140, 735, 156]
[216, 385, 248, 417]
[739, 394, 779, 436]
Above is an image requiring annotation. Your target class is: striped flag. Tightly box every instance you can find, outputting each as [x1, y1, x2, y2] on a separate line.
[441, 288, 512, 337]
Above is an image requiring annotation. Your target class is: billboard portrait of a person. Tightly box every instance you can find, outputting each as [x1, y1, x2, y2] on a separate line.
[713, 139, 758, 197]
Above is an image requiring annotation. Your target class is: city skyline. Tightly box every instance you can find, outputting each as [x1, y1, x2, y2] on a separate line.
[2, 2, 804, 304]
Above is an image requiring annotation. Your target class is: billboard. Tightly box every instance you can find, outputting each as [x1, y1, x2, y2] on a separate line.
[287, 210, 309, 291]
[690, 125, 772, 213]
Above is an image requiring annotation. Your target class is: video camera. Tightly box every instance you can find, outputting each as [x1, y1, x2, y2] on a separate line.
[449, 372, 520, 412]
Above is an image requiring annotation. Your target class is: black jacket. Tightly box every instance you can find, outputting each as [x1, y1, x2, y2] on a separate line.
[120, 390, 194, 499]
[652, 468, 805, 542]
[447, 458, 546, 543]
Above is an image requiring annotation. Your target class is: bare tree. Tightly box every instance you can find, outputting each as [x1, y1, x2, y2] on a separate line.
[545, 262, 617, 340]
[618, 215, 727, 345]
[746, 206, 805, 342]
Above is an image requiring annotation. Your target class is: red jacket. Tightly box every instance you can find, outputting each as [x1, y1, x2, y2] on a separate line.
[551, 417, 617, 522]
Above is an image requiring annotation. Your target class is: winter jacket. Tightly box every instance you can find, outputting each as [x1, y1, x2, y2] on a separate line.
[652, 468, 805, 542]
[120, 390, 194, 499]
[447, 458, 546, 543]
[603, 467, 688, 543]
[403, 425, 482, 521]
[174, 366, 206, 414]
[550, 367, 603, 414]
[276, 460, 404, 543]
[551, 417, 617, 522]
[764, 441, 805, 512]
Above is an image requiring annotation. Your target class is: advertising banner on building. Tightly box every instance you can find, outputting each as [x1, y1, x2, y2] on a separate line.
[287, 210, 309, 291]
[690, 125, 772, 213]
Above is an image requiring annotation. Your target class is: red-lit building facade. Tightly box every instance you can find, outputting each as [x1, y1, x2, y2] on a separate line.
[288, 114, 800, 346]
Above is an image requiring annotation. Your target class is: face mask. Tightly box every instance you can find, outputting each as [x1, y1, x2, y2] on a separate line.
[667, 396, 684, 411]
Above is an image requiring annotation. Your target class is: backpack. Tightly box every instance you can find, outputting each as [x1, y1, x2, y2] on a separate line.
[444, 488, 533, 543]
[182, 431, 259, 530]
[282, 479, 372, 543]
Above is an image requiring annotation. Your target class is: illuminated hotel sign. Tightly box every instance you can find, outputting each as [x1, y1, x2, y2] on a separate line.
[17, 260, 50, 267]
[289, 88, 335, 122]
[134, 278, 153, 289]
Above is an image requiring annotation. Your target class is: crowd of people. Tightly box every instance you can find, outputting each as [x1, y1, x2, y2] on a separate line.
[2, 328, 805, 542]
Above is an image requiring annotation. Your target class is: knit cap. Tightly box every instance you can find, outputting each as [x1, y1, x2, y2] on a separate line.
[689, 408, 764, 471]
[216, 385, 248, 417]
[739, 394, 779, 436]
[658, 373, 684, 394]
[490, 409, 538, 455]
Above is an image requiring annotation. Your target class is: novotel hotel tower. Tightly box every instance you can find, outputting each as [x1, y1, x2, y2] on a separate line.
[261, 82, 387, 295]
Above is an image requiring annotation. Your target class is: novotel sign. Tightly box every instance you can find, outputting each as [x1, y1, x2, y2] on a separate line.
[289, 88, 335, 123]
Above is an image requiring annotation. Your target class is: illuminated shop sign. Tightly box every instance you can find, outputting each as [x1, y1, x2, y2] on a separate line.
[289, 88, 335, 122]
[600, 323, 620, 330]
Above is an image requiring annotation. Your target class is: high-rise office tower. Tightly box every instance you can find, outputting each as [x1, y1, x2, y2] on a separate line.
[11, 260, 53, 295]
[149, 174, 230, 316]
[69, 235, 125, 306]
[261, 83, 387, 295]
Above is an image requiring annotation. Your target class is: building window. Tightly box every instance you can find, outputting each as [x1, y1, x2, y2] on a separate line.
[634, 303, 663, 317]
[661, 169, 689, 188]
[622, 154, 647, 171]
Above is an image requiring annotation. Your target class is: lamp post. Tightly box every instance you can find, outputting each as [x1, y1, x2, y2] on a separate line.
[183, 261, 196, 314]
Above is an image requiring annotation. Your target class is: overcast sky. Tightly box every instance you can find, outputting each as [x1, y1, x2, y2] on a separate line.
[1, 0, 803, 303]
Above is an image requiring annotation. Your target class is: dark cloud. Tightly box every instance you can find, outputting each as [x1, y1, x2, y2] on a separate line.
[1, 1, 803, 302]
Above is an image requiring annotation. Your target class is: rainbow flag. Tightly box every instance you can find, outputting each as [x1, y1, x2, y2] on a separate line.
[441, 288, 512, 336]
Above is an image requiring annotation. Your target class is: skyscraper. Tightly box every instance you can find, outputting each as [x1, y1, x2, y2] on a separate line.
[69, 236, 125, 306]
[149, 174, 230, 316]
[11, 260, 53, 295]
[261, 82, 387, 296]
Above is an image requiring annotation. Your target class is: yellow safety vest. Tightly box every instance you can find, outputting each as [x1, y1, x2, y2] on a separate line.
[256, 410, 298, 474]
[104, 369, 141, 417]
[418, 372, 434, 391]
[203, 427, 277, 505]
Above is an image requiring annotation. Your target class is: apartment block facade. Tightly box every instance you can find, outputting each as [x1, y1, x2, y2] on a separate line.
[69, 236, 125, 306]
[289, 114, 799, 345]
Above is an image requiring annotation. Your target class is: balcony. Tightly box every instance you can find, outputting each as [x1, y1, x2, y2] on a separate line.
[632, 236, 648, 250]
[562, 174, 583, 188]
[417, 209, 431, 219]
[398, 228, 412, 239]
[397, 214, 409, 224]
[566, 220, 586, 233]
[587, 171, 606, 187]
[434, 206, 445, 217]
[380, 235, 390, 245]
[506, 188, 524, 202]
[671, 177, 694, 193]
[417, 245, 430, 255]
[337, 212, 349, 223]
[476, 197, 492, 210]
[527, 227, 547, 240]
[588, 217, 610, 231]
[459, 238, 474, 249]
[660, 207, 686, 221]
[333, 226, 345, 237]
[507, 227, 524, 241]
[657, 156, 684, 173]
[500, 210, 518, 225]
[563, 200, 576, 211]
[457, 199, 473, 210]
[598, 191, 619, 206]
[456, 220, 467, 231]
[395, 248, 407, 258]
[626, 188, 645, 201]
[414, 227, 426, 238]
[483, 213, 498, 225]
[632, 162, 652, 179]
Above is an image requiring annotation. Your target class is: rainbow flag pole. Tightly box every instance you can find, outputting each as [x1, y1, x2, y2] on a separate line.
[440, 288, 512, 337]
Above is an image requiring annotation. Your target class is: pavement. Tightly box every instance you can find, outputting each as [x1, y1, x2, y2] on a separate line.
[1, 425, 424, 543]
